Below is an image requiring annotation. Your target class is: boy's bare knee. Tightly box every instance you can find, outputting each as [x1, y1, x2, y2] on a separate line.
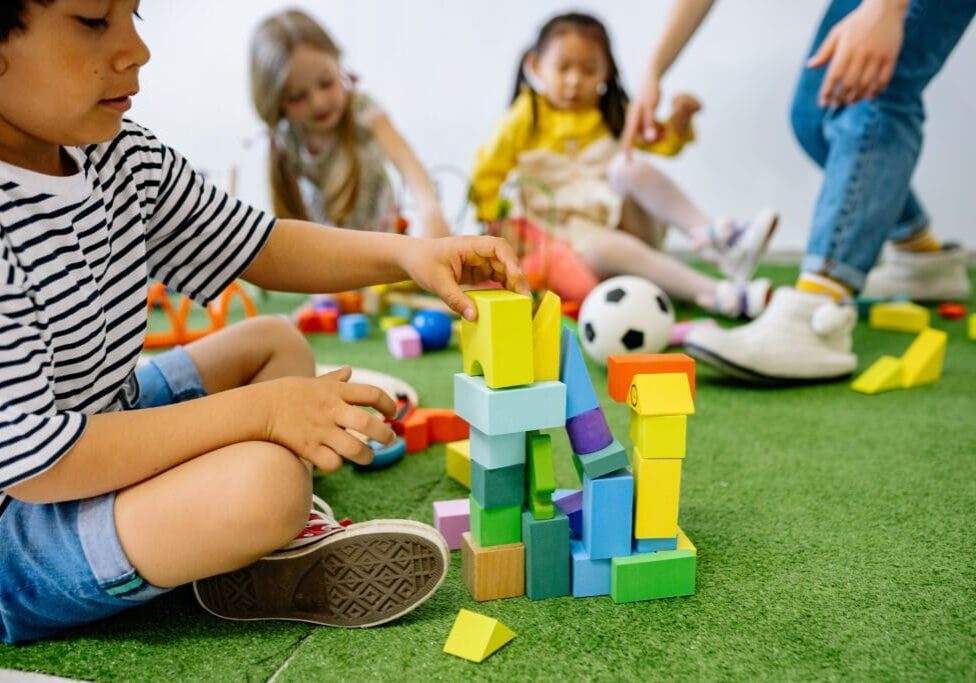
[251, 315, 315, 375]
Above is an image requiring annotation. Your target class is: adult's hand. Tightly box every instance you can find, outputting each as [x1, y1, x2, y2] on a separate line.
[622, 73, 663, 150]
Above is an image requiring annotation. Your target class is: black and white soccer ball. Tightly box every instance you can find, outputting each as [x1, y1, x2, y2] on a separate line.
[577, 276, 675, 366]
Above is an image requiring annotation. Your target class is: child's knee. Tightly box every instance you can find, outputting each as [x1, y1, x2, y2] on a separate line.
[606, 152, 633, 193]
[252, 315, 315, 369]
[229, 443, 312, 547]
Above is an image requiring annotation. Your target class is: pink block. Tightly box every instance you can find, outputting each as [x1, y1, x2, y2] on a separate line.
[433, 498, 470, 550]
[387, 325, 422, 359]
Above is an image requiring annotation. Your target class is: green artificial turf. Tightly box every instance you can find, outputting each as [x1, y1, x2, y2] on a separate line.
[2, 265, 974, 681]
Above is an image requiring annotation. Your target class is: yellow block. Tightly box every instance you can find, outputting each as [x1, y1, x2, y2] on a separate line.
[869, 302, 930, 332]
[532, 291, 561, 382]
[443, 608, 516, 663]
[379, 315, 408, 332]
[461, 290, 534, 389]
[630, 414, 687, 458]
[629, 373, 695, 417]
[968, 314, 975, 341]
[850, 355, 903, 395]
[900, 328, 947, 388]
[632, 449, 681, 538]
[446, 439, 471, 489]
[677, 527, 697, 556]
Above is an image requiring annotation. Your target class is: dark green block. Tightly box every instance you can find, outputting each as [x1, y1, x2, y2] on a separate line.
[522, 510, 570, 600]
[611, 549, 696, 603]
[469, 496, 521, 547]
[471, 460, 524, 507]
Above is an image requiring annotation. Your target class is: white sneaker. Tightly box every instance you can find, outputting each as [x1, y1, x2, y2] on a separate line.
[862, 243, 972, 302]
[713, 278, 772, 319]
[685, 287, 857, 385]
[708, 209, 779, 283]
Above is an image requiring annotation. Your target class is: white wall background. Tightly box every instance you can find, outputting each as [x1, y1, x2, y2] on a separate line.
[132, 0, 976, 251]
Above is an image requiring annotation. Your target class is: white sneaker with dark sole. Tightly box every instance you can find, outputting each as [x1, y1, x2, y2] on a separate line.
[711, 209, 779, 283]
[862, 243, 972, 302]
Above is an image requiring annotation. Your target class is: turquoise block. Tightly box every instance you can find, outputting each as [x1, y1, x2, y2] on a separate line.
[454, 374, 566, 435]
[634, 536, 678, 553]
[583, 469, 633, 560]
[571, 539, 611, 597]
[522, 511, 570, 600]
[469, 427, 525, 468]
[575, 438, 628, 479]
[471, 460, 524, 508]
[559, 325, 600, 419]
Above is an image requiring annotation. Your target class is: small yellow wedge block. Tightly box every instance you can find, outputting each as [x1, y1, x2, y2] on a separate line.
[628, 373, 695, 417]
[632, 450, 682, 538]
[630, 414, 687, 459]
[969, 314, 976, 341]
[532, 291, 561, 382]
[461, 290, 534, 389]
[443, 609, 516, 663]
[677, 527, 697, 556]
[851, 355, 903, 395]
[900, 328, 947, 388]
[446, 439, 471, 489]
[869, 302, 930, 332]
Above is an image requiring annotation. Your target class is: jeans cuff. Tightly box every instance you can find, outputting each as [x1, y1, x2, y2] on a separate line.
[800, 255, 866, 292]
[151, 346, 207, 402]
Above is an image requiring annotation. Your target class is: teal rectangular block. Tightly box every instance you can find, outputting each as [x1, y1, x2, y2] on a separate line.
[522, 510, 570, 600]
[471, 460, 524, 508]
[611, 549, 696, 603]
[570, 539, 610, 597]
[469, 496, 521, 547]
[469, 427, 525, 468]
[454, 374, 566, 435]
[574, 438, 629, 480]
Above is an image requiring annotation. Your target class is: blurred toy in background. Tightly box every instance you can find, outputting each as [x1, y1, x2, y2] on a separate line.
[144, 281, 257, 350]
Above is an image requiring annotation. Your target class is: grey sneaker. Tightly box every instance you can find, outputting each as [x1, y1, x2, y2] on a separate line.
[862, 243, 972, 302]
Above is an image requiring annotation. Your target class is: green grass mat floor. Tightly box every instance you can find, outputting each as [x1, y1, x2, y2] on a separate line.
[2, 265, 974, 681]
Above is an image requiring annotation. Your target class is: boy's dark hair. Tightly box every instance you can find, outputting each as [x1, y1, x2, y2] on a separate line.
[512, 12, 629, 138]
[0, 0, 53, 44]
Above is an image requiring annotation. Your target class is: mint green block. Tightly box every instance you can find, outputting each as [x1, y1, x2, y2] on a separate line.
[469, 496, 521, 547]
[610, 549, 696, 603]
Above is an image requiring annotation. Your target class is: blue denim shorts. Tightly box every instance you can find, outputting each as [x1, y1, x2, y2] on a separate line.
[0, 347, 207, 644]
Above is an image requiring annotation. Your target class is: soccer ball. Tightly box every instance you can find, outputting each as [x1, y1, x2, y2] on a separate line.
[577, 276, 675, 366]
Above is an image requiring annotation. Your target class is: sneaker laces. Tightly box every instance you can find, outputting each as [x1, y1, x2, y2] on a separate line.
[276, 494, 347, 553]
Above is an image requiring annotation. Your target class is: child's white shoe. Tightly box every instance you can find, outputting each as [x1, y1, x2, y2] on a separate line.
[685, 287, 857, 385]
[712, 278, 772, 319]
[708, 209, 779, 283]
[862, 243, 972, 302]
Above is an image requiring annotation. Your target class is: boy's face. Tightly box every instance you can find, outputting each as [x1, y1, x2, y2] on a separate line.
[0, 0, 149, 157]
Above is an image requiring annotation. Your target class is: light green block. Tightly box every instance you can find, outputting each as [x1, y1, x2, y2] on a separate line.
[610, 549, 695, 603]
[528, 431, 555, 519]
[469, 496, 521, 547]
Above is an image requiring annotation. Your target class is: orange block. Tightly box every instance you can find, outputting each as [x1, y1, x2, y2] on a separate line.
[607, 353, 696, 403]
[398, 410, 430, 453]
[423, 409, 470, 443]
[335, 290, 363, 314]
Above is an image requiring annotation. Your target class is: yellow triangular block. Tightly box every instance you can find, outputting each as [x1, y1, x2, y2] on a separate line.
[443, 609, 516, 663]
[900, 328, 947, 388]
[868, 301, 930, 332]
[850, 355, 903, 394]
[532, 291, 561, 382]
[677, 527, 697, 556]
[628, 373, 695, 416]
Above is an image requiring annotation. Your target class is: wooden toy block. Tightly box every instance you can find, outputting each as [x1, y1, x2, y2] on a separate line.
[582, 470, 634, 560]
[460, 290, 534, 389]
[296, 307, 339, 334]
[559, 325, 600, 419]
[445, 439, 472, 489]
[533, 291, 562, 382]
[461, 532, 525, 601]
[937, 302, 966, 320]
[471, 461, 524, 508]
[570, 539, 611, 597]
[900, 328, 947, 388]
[565, 405, 613, 455]
[634, 536, 678, 553]
[335, 290, 363, 314]
[677, 527, 697, 556]
[387, 325, 422, 359]
[869, 301, 930, 332]
[527, 432, 556, 520]
[398, 409, 430, 453]
[553, 489, 583, 539]
[607, 353, 696, 403]
[469, 428, 525, 469]
[433, 498, 470, 550]
[522, 510, 570, 600]
[630, 414, 687, 459]
[969, 313, 976, 340]
[573, 438, 629, 480]
[851, 355, 903, 395]
[443, 609, 516, 663]
[628, 373, 695, 417]
[424, 409, 470, 443]
[632, 451, 682, 539]
[469, 497, 521, 547]
[454, 374, 566, 435]
[379, 315, 408, 332]
[610, 549, 696, 603]
[338, 313, 369, 341]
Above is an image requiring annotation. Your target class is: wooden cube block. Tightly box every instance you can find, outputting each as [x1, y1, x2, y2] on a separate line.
[630, 414, 687, 459]
[559, 325, 600, 419]
[582, 470, 633, 560]
[469, 497, 521, 547]
[454, 374, 566, 435]
[445, 439, 471, 489]
[461, 290, 534, 389]
[869, 301, 930, 332]
[607, 353, 696, 403]
[570, 539, 611, 597]
[611, 549, 696, 603]
[533, 291, 562, 382]
[338, 313, 369, 341]
[632, 451, 682, 539]
[471, 461, 524, 508]
[433, 498, 470, 550]
[461, 532, 525, 601]
[522, 511, 570, 600]
[629, 373, 695, 417]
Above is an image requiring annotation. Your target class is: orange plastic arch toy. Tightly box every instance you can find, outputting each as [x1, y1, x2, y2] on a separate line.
[144, 281, 257, 349]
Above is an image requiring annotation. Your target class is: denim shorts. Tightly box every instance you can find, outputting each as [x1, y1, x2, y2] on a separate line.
[0, 347, 207, 644]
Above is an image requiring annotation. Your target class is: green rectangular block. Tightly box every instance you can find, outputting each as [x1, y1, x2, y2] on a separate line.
[610, 549, 695, 603]
[528, 431, 555, 519]
[471, 460, 524, 508]
[469, 496, 521, 547]
[522, 510, 570, 600]
[531, 496, 554, 520]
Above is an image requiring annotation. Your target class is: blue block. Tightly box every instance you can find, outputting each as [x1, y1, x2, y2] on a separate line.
[634, 536, 679, 553]
[470, 460, 524, 507]
[571, 539, 611, 597]
[560, 325, 600, 419]
[469, 427, 525, 468]
[355, 437, 406, 470]
[389, 303, 414, 320]
[523, 511, 570, 600]
[583, 469, 634, 560]
[553, 489, 583, 539]
[454, 374, 566, 435]
[339, 313, 369, 341]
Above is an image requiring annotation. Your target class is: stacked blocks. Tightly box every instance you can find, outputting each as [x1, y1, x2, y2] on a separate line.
[461, 290, 534, 388]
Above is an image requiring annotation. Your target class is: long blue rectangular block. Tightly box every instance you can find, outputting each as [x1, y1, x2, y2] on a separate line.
[469, 427, 525, 468]
[454, 373, 566, 435]
[582, 469, 634, 560]
[571, 539, 611, 597]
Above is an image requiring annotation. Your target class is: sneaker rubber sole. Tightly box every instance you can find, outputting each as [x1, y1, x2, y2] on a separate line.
[685, 341, 853, 386]
[193, 520, 448, 628]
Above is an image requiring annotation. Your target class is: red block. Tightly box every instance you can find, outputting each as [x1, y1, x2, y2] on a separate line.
[938, 302, 966, 320]
[607, 353, 696, 403]
[423, 409, 470, 443]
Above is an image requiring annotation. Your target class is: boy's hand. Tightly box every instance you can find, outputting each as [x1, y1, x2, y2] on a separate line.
[402, 235, 530, 321]
[264, 367, 397, 473]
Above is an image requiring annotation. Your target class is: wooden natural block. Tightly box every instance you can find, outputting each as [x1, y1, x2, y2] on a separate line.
[630, 414, 687, 459]
[632, 451, 681, 539]
[559, 325, 600, 419]
[607, 353, 696, 403]
[461, 290, 534, 389]
[869, 301, 930, 333]
[533, 291, 562, 382]
[611, 549, 696, 603]
[446, 439, 471, 489]
[629, 373, 695, 417]
[469, 497, 521, 547]
[522, 511, 570, 600]
[850, 355, 903, 395]
[443, 608, 516, 662]
[471, 461, 524, 508]
[454, 374, 566, 435]
[677, 527, 697, 556]
[900, 328, 947, 388]
[461, 532, 525, 601]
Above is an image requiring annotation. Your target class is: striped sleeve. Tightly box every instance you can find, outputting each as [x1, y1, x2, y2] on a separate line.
[140, 129, 276, 305]
[0, 245, 86, 490]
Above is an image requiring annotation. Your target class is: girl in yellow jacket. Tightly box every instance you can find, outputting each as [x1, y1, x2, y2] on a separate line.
[471, 12, 777, 318]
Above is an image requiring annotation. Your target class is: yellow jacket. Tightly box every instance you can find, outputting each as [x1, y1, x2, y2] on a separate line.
[471, 90, 692, 221]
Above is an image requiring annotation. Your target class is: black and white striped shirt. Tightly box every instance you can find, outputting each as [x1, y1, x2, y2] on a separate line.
[0, 121, 275, 516]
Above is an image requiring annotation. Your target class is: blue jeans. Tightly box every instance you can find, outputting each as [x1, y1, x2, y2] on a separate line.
[792, 0, 976, 291]
[0, 347, 206, 644]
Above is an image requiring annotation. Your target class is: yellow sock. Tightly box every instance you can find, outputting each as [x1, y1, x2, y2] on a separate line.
[795, 273, 852, 303]
[894, 227, 941, 253]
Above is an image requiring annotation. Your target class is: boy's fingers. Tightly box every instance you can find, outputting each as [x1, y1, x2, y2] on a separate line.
[325, 428, 374, 465]
[320, 366, 352, 382]
[339, 382, 397, 417]
[307, 445, 343, 474]
[337, 405, 396, 445]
